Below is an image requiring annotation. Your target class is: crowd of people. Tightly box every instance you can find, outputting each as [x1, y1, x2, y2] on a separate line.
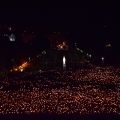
[0, 65, 119, 115]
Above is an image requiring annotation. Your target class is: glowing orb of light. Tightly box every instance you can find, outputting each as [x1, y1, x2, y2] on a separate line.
[63, 56, 66, 65]
[9, 34, 16, 41]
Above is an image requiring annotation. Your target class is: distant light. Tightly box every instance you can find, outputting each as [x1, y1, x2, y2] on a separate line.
[42, 51, 46, 55]
[15, 68, 18, 71]
[102, 57, 104, 60]
[76, 48, 80, 50]
[9, 34, 15, 41]
[37, 54, 41, 57]
[11, 59, 14, 61]
[60, 46, 63, 49]
[4, 34, 8, 36]
[89, 55, 91, 57]
[9, 27, 11, 31]
[63, 56, 66, 65]
[29, 57, 30, 62]
[106, 44, 111, 47]
[20, 68, 23, 72]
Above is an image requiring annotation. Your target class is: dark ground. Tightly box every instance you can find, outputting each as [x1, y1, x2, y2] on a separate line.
[0, 113, 119, 120]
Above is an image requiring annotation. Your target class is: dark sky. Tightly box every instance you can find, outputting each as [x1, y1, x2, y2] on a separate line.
[0, 1, 120, 28]
[0, 1, 120, 53]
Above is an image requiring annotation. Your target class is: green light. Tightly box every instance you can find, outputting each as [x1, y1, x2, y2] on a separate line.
[80, 50, 83, 52]
[86, 53, 89, 56]
[42, 51, 46, 55]
[76, 48, 80, 50]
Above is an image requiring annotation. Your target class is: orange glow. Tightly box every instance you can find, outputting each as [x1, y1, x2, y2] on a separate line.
[15, 68, 18, 71]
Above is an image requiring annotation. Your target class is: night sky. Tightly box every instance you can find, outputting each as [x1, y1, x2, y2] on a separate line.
[0, 1, 120, 54]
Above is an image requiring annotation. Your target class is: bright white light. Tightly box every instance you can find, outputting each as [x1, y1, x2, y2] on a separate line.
[102, 57, 104, 60]
[20, 68, 23, 72]
[9, 34, 15, 41]
[63, 56, 66, 65]
[89, 55, 91, 57]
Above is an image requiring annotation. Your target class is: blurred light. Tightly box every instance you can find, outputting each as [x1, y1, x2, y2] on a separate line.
[29, 57, 30, 62]
[42, 51, 46, 55]
[9, 27, 11, 31]
[63, 56, 66, 65]
[106, 44, 111, 47]
[102, 57, 104, 60]
[11, 59, 14, 61]
[20, 68, 24, 72]
[15, 68, 18, 71]
[9, 34, 15, 41]
[89, 55, 91, 57]
[63, 41, 65, 45]
[77, 48, 80, 50]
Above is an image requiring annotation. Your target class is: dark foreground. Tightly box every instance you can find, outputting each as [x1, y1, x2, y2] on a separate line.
[0, 113, 120, 120]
